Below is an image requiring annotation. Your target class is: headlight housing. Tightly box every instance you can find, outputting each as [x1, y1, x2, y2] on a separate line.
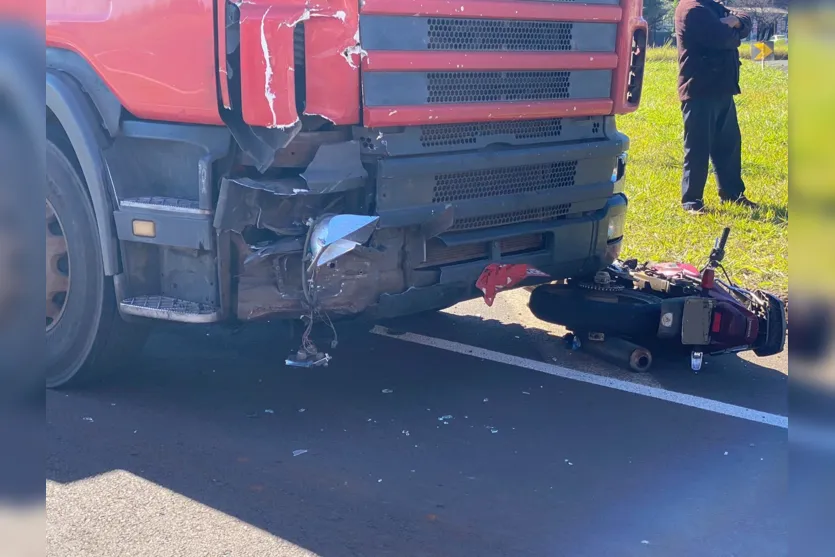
[607, 212, 626, 241]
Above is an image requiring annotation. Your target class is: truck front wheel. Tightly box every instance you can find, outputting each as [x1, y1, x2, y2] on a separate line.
[45, 139, 147, 388]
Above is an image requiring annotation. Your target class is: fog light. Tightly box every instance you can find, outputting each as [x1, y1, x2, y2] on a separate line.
[132, 219, 156, 238]
[607, 213, 625, 241]
[605, 239, 623, 262]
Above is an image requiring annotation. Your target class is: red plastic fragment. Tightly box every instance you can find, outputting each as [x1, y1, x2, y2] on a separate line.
[475, 264, 549, 307]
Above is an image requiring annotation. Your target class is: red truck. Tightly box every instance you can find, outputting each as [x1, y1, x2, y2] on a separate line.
[43, 0, 647, 386]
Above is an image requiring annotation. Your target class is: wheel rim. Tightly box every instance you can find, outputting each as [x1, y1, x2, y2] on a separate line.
[46, 199, 70, 331]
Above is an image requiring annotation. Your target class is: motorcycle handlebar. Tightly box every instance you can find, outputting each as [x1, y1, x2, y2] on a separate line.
[716, 227, 730, 252]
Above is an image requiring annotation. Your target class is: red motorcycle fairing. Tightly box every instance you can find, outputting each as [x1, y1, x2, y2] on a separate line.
[650, 262, 701, 280]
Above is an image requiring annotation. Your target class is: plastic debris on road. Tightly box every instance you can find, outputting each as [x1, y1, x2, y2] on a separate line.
[298, 408, 306, 413]
[382, 389, 394, 394]
[475, 263, 549, 306]
[438, 415, 453, 422]
[82, 417, 94, 422]
[264, 409, 275, 414]
[483, 398, 489, 403]
[522, 391, 531, 395]
[292, 449, 308, 457]
[402, 430, 410, 436]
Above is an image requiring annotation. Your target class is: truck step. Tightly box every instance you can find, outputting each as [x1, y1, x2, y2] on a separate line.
[120, 295, 220, 323]
[120, 196, 211, 215]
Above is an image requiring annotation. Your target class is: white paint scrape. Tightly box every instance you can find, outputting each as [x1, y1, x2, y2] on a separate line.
[342, 44, 369, 69]
[259, 7, 278, 128]
[371, 327, 789, 429]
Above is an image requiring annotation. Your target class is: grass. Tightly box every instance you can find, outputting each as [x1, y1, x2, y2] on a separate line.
[617, 47, 788, 296]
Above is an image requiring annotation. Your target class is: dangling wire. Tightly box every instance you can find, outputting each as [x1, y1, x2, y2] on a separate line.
[297, 217, 338, 358]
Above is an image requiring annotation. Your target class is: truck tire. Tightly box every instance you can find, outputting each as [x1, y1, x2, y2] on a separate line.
[46, 139, 148, 388]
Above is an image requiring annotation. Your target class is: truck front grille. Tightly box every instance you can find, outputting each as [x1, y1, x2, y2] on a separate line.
[420, 119, 565, 148]
[427, 71, 571, 103]
[433, 161, 577, 203]
[427, 18, 573, 51]
[451, 204, 572, 231]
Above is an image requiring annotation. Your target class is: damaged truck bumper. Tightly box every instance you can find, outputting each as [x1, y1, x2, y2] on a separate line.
[215, 140, 626, 321]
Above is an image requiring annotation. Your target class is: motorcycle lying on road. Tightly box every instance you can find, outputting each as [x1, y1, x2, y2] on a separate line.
[528, 227, 787, 371]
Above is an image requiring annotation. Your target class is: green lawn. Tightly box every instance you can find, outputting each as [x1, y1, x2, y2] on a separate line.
[617, 47, 788, 296]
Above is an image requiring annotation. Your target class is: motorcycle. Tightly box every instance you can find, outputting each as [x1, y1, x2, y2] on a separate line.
[528, 227, 787, 371]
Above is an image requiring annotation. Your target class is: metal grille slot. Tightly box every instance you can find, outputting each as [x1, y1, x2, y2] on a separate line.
[420, 119, 564, 148]
[427, 71, 571, 103]
[427, 18, 574, 52]
[433, 161, 577, 203]
[420, 234, 545, 267]
[451, 204, 572, 231]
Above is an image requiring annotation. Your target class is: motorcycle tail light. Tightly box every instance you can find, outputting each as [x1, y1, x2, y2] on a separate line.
[711, 311, 722, 333]
[701, 268, 715, 289]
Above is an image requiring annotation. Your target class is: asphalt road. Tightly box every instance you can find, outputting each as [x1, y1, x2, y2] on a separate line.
[47, 290, 788, 557]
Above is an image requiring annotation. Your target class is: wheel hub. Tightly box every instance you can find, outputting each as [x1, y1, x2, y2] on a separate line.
[46, 200, 70, 331]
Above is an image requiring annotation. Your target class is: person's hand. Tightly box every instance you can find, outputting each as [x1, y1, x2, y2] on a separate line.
[720, 15, 741, 28]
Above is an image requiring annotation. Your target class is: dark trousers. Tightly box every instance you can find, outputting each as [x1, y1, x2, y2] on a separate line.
[681, 95, 746, 204]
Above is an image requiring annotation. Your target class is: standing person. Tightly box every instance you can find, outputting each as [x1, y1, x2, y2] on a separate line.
[675, 0, 758, 213]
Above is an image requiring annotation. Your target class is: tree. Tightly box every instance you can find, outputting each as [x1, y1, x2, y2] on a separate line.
[727, 0, 788, 40]
[644, 0, 676, 44]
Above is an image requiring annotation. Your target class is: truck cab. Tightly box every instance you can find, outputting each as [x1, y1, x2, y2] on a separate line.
[44, 0, 646, 386]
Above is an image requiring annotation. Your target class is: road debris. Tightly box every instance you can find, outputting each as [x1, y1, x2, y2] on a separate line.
[522, 391, 531, 395]
[377, 478, 383, 483]
[438, 415, 453, 422]
[402, 430, 410, 436]
[382, 389, 394, 394]
[483, 398, 489, 403]
[82, 417, 94, 422]
[264, 409, 275, 414]
[299, 408, 306, 413]
[565, 459, 574, 466]
[292, 449, 308, 457]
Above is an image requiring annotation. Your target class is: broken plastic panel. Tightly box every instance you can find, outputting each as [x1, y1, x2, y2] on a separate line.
[309, 214, 379, 268]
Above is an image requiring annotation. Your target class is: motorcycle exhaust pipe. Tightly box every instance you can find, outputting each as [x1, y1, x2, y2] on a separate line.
[579, 335, 653, 373]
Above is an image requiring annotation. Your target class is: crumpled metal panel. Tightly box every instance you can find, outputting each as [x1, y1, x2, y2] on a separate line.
[237, 0, 361, 129]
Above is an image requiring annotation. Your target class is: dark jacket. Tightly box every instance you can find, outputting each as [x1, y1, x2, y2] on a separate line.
[674, 0, 752, 101]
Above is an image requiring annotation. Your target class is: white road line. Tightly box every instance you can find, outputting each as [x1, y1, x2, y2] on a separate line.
[371, 326, 788, 430]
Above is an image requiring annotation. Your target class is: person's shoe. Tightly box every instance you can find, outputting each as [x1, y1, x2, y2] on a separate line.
[723, 194, 759, 209]
[682, 200, 705, 214]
